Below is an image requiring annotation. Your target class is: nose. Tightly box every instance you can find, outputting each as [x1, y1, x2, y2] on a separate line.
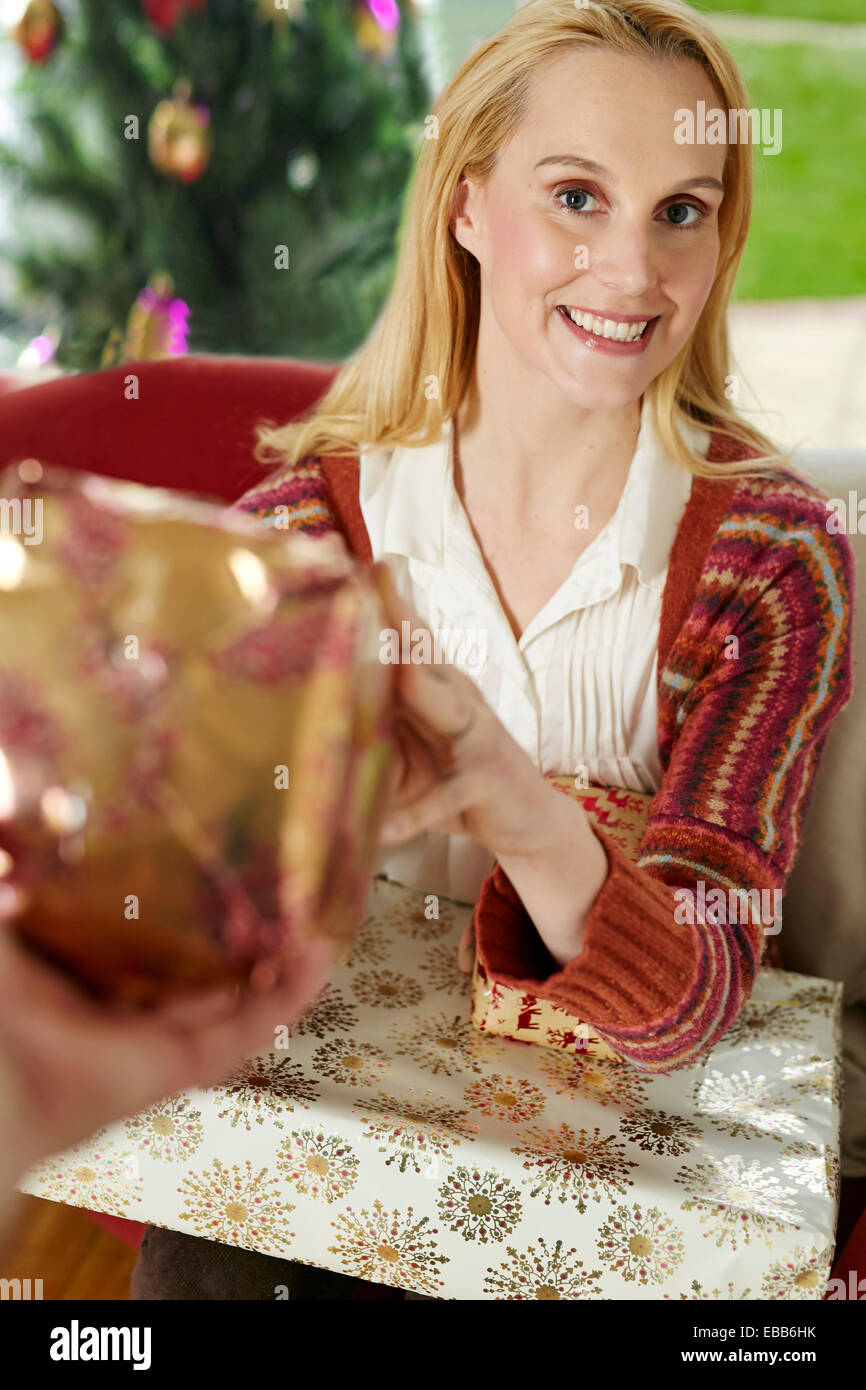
[590, 221, 659, 301]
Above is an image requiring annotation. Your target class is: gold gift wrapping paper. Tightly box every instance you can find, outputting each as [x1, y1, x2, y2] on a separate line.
[0, 462, 397, 1004]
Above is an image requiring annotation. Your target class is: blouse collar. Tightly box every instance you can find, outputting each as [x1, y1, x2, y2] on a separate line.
[357, 395, 711, 596]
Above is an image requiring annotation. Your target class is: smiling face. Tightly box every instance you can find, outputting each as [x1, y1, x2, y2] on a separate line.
[450, 46, 729, 413]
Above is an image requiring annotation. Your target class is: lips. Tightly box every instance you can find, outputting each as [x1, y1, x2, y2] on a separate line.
[556, 304, 660, 355]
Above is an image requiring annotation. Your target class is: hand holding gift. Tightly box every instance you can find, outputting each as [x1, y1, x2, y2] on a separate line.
[376, 589, 608, 973]
[378, 590, 557, 857]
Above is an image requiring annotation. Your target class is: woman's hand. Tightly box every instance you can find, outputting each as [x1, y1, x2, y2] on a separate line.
[377, 590, 609, 974]
[378, 593, 556, 861]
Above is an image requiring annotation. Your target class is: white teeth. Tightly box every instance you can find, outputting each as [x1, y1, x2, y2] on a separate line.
[563, 307, 650, 342]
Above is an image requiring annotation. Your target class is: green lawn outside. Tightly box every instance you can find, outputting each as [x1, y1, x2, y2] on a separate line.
[429, 4, 865, 301]
[693, 0, 866, 23]
[719, 41, 866, 299]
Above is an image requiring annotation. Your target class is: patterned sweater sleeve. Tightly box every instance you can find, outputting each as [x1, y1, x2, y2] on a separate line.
[472, 475, 855, 1073]
[228, 454, 341, 537]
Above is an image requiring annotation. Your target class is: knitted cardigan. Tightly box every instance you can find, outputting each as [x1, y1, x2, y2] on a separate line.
[232, 424, 854, 1073]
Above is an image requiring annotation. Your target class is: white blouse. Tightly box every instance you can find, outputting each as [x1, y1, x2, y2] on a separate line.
[359, 396, 710, 906]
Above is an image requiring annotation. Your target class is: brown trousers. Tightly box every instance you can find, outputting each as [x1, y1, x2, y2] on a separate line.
[129, 1224, 405, 1300]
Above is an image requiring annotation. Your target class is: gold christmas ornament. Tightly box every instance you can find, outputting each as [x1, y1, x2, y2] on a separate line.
[148, 81, 212, 184]
[14, 0, 64, 64]
[256, 0, 301, 24]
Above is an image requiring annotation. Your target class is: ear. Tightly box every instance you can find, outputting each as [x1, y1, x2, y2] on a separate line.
[449, 174, 482, 259]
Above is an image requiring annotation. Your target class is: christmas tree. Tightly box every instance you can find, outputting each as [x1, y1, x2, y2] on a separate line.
[0, 0, 431, 370]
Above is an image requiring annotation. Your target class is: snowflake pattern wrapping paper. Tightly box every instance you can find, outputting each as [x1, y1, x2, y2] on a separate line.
[18, 877, 843, 1300]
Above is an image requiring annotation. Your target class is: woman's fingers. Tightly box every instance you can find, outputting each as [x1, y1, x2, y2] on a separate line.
[458, 920, 475, 973]
[396, 660, 482, 745]
[149, 983, 242, 1028]
[133, 938, 335, 1094]
[380, 767, 485, 844]
[380, 584, 484, 741]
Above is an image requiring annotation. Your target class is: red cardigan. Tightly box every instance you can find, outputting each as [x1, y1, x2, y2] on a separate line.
[233, 423, 854, 1073]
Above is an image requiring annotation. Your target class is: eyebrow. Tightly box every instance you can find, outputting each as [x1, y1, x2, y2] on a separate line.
[534, 154, 724, 195]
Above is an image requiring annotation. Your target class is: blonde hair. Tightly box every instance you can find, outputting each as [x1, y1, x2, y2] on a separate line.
[255, 0, 792, 482]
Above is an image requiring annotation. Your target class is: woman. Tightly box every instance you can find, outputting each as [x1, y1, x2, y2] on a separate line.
[131, 0, 853, 1297]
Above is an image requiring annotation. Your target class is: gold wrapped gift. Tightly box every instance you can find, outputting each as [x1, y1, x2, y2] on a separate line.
[0, 462, 397, 1004]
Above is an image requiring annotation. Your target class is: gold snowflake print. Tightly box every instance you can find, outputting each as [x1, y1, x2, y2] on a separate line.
[177, 1158, 295, 1253]
[124, 1094, 204, 1161]
[24, 1140, 143, 1217]
[462, 1073, 547, 1124]
[511, 1121, 637, 1212]
[675, 1155, 800, 1249]
[596, 1203, 685, 1285]
[779, 1140, 839, 1201]
[340, 918, 391, 968]
[760, 1244, 833, 1300]
[422, 942, 471, 995]
[387, 1011, 506, 1077]
[539, 1050, 652, 1109]
[664, 1279, 753, 1300]
[787, 982, 839, 1016]
[692, 1069, 805, 1141]
[213, 1054, 319, 1130]
[311, 1037, 392, 1088]
[276, 1127, 360, 1203]
[289, 984, 359, 1038]
[781, 1053, 842, 1107]
[617, 1107, 702, 1157]
[722, 1000, 813, 1056]
[483, 1237, 604, 1300]
[384, 896, 459, 941]
[355, 1090, 477, 1174]
[350, 969, 424, 1009]
[436, 1166, 523, 1243]
[328, 1199, 449, 1295]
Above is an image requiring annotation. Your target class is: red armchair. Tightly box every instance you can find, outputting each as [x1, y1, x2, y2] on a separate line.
[0, 353, 340, 503]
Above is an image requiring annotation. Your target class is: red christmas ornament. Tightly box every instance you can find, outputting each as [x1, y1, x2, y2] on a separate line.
[143, 0, 205, 37]
[14, 0, 65, 65]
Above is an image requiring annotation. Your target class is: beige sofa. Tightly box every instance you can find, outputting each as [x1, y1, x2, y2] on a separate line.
[785, 448, 866, 1180]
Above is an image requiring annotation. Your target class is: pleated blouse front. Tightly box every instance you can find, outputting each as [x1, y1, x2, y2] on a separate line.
[358, 396, 710, 905]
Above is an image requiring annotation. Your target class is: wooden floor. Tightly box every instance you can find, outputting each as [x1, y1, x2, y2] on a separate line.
[0, 1193, 137, 1300]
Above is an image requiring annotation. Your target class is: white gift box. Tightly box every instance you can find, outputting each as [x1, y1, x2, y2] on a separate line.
[18, 877, 842, 1300]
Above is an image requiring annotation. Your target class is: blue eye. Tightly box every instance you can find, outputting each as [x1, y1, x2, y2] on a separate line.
[558, 187, 600, 214]
[665, 203, 703, 228]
